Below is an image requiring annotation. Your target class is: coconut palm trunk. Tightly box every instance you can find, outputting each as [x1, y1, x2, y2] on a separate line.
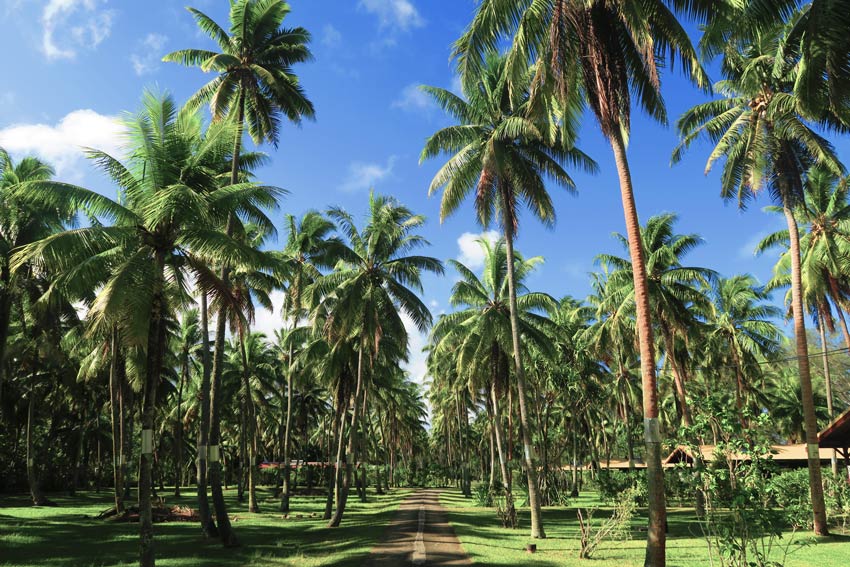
[609, 131, 666, 565]
[208, 93, 246, 547]
[26, 385, 48, 506]
[783, 202, 829, 535]
[0, 264, 11, 415]
[660, 325, 691, 427]
[491, 371, 517, 527]
[237, 329, 260, 513]
[196, 292, 217, 537]
[328, 348, 364, 527]
[109, 329, 125, 513]
[174, 352, 186, 497]
[281, 340, 294, 512]
[817, 310, 839, 477]
[140, 249, 168, 567]
[500, 186, 545, 539]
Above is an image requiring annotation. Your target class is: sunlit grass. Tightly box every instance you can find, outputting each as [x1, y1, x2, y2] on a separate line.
[440, 489, 850, 567]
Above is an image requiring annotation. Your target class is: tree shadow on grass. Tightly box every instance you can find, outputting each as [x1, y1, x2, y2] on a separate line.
[0, 489, 408, 567]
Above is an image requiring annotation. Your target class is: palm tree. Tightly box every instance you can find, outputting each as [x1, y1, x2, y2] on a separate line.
[700, 1, 850, 123]
[421, 52, 593, 539]
[703, 276, 782, 426]
[164, 0, 314, 543]
[278, 211, 337, 512]
[11, 93, 273, 566]
[315, 193, 442, 527]
[173, 309, 202, 498]
[431, 237, 556, 528]
[453, 3, 710, 556]
[598, 214, 715, 428]
[674, 21, 844, 535]
[0, 150, 70, 413]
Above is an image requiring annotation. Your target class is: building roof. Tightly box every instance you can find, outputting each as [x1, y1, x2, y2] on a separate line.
[818, 406, 850, 450]
[663, 443, 834, 466]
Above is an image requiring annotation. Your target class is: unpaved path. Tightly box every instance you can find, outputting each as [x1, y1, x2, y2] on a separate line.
[362, 489, 471, 566]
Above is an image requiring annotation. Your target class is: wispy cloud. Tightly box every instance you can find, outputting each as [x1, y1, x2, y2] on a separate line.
[0, 109, 124, 178]
[738, 229, 784, 259]
[42, 0, 115, 60]
[358, 0, 424, 32]
[340, 156, 396, 192]
[130, 33, 168, 76]
[321, 24, 342, 48]
[456, 231, 500, 270]
[392, 83, 434, 113]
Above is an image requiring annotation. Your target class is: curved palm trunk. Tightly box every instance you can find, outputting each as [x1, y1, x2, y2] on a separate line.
[26, 386, 49, 506]
[490, 381, 516, 527]
[783, 203, 829, 535]
[109, 329, 125, 513]
[0, 265, 12, 418]
[237, 329, 260, 513]
[140, 250, 168, 567]
[610, 132, 666, 566]
[280, 341, 294, 513]
[660, 325, 691, 427]
[817, 311, 839, 477]
[208, 91, 247, 546]
[500, 194, 545, 539]
[196, 292, 217, 537]
[174, 352, 186, 498]
[328, 348, 364, 527]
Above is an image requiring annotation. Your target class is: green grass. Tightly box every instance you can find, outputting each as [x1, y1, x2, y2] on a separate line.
[0, 487, 410, 567]
[440, 490, 850, 567]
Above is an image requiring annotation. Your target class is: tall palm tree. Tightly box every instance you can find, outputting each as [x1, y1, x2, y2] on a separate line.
[0, 150, 70, 413]
[703, 275, 782, 426]
[421, 52, 593, 539]
[598, 214, 715, 428]
[173, 308, 202, 498]
[315, 193, 442, 527]
[278, 211, 337, 512]
[430, 237, 556, 528]
[674, 21, 844, 535]
[164, 0, 314, 543]
[454, 3, 710, 557]
[11, 93, 273, 566]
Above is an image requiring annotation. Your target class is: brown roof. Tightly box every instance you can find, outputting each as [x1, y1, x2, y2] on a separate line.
[663, 444, 834, 466]
[818, 406, 850, 449]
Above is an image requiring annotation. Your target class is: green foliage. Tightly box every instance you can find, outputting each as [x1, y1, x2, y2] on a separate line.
[594, 470, 647, 506]
[677, 397, 813, 567]
[577, 486, 638, 559]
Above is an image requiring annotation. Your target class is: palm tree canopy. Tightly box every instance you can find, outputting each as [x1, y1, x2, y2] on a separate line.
[163, 0, 315, 147]
[421, 51, 596, 232]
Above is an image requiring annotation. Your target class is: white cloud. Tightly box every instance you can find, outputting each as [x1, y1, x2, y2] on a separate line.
[450, 75, 463, 96]
[456, 230, 500, 270]
[358, 0, 424, 31]
[251, 290, 286, 338]
[400, 311, 428, 385]
[321, 24, 342, 48]
[738, 230, 783, 259]
[392, 83, 434, 113]
[130, 33, 168, 76]
[42, 0, 115, 60]
[340, 156, 396, 192]
[0, 109, 124, 177]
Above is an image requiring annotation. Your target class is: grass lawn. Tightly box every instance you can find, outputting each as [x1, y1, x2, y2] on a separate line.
[440, 490, 850, 567]
[0, 487, 409, 567]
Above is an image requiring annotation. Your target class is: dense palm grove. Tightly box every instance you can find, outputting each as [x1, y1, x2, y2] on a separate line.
[2, 1, 850, 567]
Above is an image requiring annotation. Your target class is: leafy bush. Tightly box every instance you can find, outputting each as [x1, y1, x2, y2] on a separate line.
[473, 484, 495, 507]
[594, 469, 647, 505]
[766, 469, 812, 530]
[577, 486, 638, 559]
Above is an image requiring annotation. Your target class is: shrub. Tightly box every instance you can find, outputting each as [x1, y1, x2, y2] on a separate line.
[577, 486, 638, 559]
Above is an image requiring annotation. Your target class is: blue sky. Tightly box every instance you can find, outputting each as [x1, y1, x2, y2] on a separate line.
[1, 0, 848, 385]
